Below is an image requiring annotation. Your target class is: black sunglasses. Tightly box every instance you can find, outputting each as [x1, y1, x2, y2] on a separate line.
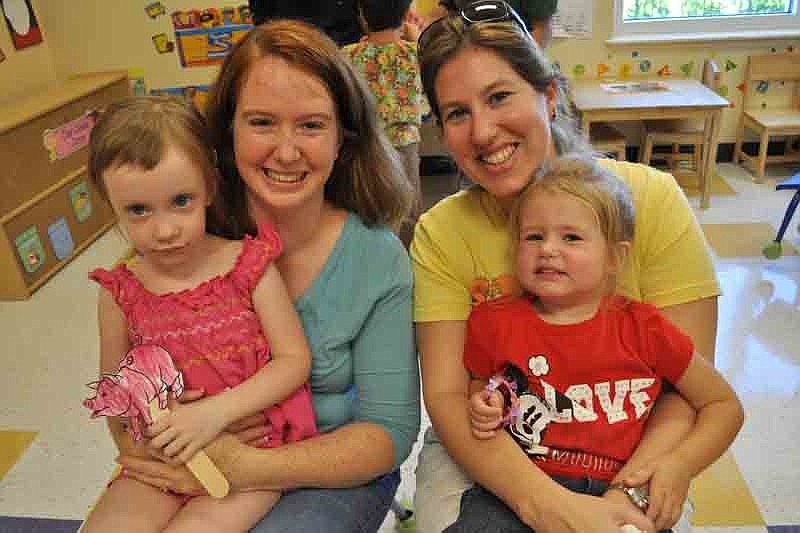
[418, 0, 530, 53]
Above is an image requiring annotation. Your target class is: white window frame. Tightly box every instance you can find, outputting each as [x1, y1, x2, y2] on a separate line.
[611, 0, 800, 43]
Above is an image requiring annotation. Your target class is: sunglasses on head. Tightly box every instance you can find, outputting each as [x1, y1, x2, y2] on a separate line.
[418, 0, 530, 53]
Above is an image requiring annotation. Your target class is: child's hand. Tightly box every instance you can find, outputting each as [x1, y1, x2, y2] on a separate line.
[468, 389, 505, 439]
[622, 455, 692, 531]
[147, 396, 229, 465]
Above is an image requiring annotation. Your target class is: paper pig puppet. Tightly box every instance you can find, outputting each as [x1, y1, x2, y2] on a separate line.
[84, 344, 184, 441]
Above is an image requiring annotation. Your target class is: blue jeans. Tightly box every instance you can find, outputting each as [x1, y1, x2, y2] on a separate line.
[444, 476, 673, 533]
[249, 470, 400, 533]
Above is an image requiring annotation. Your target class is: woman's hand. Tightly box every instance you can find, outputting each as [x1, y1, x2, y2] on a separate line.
[116, 453, 205, 496]
[226, 412, 271, 447]
[532, 491, 655, 533]
[623, 456, 691, 531]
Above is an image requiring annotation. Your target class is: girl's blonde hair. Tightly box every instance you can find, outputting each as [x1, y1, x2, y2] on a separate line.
[511, 154, 635, 279]
[88, 95, 224, 229]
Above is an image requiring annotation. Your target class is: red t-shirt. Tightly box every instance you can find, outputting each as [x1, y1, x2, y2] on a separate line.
[464, 296, 693, 481]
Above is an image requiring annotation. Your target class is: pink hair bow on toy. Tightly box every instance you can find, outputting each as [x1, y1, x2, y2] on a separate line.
[486, 374, 521, 427]
[84, 344, 230, 498]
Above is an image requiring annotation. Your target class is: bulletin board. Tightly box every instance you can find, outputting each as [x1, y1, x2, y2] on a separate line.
[171, 7, 253, 67]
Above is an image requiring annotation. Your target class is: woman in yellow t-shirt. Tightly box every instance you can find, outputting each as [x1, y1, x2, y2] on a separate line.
[411, 2, 720, 532]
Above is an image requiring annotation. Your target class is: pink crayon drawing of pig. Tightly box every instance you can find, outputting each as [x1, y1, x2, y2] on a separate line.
[83, 344, 184, 441]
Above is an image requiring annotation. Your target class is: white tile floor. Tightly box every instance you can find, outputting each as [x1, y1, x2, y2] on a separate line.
[1, 162, 799, 533]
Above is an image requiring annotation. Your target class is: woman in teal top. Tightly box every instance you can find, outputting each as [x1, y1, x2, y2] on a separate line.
[117, 19, 420, 533]
[292, 212, 418, 445]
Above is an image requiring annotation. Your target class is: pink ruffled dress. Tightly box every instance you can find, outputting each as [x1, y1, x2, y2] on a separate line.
[89, 225, 317, 448]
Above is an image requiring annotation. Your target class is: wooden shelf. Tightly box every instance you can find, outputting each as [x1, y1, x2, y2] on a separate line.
[0, 71, 128, 300]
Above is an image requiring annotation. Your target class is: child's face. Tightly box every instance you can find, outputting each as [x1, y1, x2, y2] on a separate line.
[515, 190, 617, 307]
[103, 146, 211, 270]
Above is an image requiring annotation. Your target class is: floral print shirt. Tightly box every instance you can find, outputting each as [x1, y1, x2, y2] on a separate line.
[343, 40, 429, 147]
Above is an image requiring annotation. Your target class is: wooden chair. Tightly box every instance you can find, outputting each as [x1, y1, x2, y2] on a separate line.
[640, 59, 721, 179]
[590, 122, 627, 161]
[733, 51, 800, 182]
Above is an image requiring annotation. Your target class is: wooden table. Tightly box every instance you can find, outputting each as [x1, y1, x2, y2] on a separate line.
[571, 79, 729, 209]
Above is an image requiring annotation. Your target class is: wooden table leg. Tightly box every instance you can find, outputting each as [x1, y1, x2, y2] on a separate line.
[701, 109, 723, 209]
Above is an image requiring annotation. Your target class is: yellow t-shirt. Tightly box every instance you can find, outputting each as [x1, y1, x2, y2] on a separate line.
[413, 0, 441, 16]
[411, 159, 720, 322]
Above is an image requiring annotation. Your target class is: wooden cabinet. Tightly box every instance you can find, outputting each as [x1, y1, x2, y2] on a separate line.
[0, 71, 128, 300]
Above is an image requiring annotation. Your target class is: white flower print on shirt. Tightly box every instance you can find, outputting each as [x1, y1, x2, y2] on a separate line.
[529, 355, 549, 377]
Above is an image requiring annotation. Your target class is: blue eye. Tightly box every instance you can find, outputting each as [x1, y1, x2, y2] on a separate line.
[174, 193, 192, 208]
[127, 204, 148, 217]
[564, 234, 582, 242]
[488, 91, 512, 105]
[444, 108, 467, 123]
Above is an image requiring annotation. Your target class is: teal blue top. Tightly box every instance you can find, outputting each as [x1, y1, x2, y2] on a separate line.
[294, 213, 420, 469]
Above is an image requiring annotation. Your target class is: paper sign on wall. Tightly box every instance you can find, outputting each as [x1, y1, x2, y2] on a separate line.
[70, 182, 93, 223]
[42, 111, 99, 162]
[48, 217, 75, 261]
[145, 1, 166, 18]
[1, 0, 42, 49]
[553, 0, 592, 39]
[152, 33, 175, 54]
[150, 85, 211, 111]
[15, 225, 45, 273]
[172, 7, 253, 67]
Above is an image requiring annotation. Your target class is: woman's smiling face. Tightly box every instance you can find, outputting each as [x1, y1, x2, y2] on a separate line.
[435, 46, 557, 201]
[233, 55, 342, 217]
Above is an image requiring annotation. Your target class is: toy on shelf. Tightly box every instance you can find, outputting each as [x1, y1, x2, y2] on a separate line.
[84, 344, 230, 498]
[763, 172, 800, 259]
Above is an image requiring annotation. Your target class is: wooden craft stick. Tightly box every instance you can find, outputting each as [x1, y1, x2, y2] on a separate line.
[148, 399, 230, 499]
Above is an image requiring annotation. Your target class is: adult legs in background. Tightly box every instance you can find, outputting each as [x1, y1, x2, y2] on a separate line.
[414, 431, 473, 532]
[396, 143, 422, 248]
[249, 470, 400, 533]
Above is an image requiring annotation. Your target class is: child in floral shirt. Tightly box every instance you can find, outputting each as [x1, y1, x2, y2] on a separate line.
[343, 0, 428, 247]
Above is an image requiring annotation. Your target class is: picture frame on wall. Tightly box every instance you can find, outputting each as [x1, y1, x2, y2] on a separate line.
[1, 0, 43, 50]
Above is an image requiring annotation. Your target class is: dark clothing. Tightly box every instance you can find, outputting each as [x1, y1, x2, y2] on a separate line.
[248, 1, 362, 45]
[444, 477, 673, 533]
[439, 0, 558, 28]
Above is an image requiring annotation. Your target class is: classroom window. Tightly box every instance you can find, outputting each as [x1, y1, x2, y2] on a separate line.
[612, 0, 799, 40]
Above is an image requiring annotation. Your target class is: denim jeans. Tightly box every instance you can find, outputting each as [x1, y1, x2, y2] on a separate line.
[444, 476, 673, 533]
[249, 470, 400, 533]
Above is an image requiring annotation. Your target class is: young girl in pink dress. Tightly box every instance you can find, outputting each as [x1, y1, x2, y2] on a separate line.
[81, 95, 317, 533]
